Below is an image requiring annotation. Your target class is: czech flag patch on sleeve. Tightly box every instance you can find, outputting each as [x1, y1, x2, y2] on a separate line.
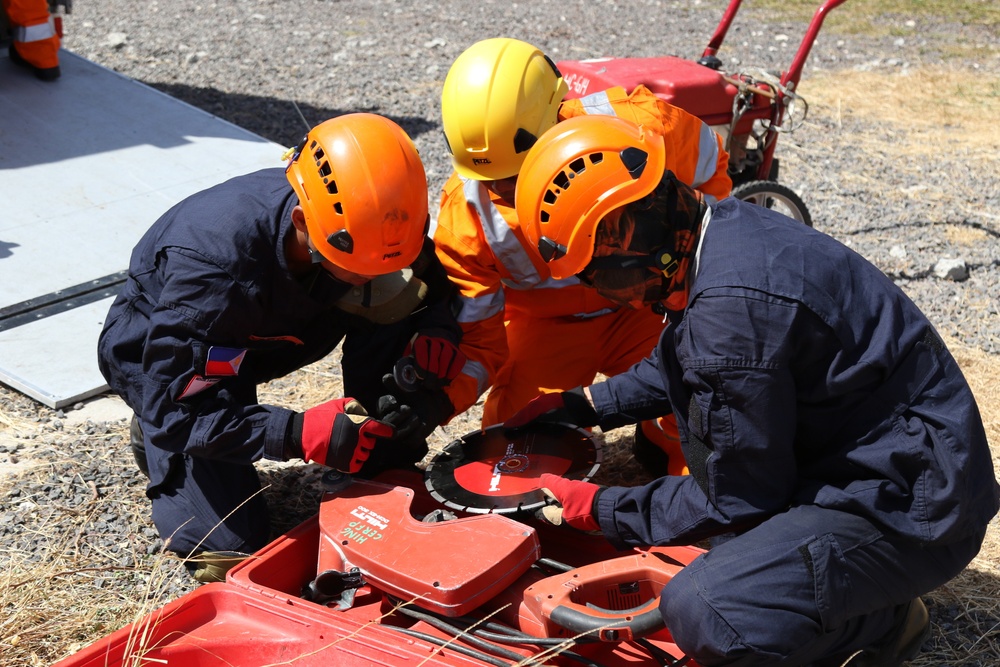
[205, 347, 247, 377]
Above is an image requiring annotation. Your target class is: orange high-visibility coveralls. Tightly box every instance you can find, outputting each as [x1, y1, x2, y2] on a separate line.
[434, 85, 732, 476]
[3, 0, 60, 71]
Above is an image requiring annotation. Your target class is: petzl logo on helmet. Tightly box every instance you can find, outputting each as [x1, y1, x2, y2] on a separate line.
[472, 158, 493, 165]
[382, 251, 402, 260]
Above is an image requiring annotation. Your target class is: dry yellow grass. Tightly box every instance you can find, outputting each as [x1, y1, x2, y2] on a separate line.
[800, 66, 1000, 156]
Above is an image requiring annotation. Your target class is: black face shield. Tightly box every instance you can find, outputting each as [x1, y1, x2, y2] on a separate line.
[576, 172, 705, 311]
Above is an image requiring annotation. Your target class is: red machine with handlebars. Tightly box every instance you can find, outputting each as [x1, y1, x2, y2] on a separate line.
[557, 0, 848, 227]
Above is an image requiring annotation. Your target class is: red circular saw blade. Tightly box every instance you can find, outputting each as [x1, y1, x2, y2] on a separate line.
[424, 423, 602, 515]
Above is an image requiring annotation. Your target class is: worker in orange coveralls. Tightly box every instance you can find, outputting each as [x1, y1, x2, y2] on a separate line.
[434, 37, 731, 476]
[3, 0, 62, 80]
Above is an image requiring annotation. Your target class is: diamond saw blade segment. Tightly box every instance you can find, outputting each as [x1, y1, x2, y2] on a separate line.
[424, 422, 602, 515]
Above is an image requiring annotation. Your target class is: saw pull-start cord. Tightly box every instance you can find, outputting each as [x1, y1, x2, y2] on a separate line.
[383, 579, 691, 667]
[387, 601, 606, 667]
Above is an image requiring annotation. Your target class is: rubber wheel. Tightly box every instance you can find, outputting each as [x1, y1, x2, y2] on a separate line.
[732, 180, 812, 227]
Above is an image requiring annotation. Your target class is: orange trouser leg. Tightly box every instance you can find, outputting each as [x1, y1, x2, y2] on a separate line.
[483, 306, 688, 476]
[3, 0, 60, 69]
[641, 416, 689, 477]
[482, 313, 606, 425]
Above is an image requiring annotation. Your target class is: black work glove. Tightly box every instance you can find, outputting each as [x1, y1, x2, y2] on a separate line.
[382, 373, 455, 442]
[375, 394, 422, 441]
[503, 386, 599, 436]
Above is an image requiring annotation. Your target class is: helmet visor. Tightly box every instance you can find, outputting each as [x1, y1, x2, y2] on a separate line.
[576, 200, 670, 309]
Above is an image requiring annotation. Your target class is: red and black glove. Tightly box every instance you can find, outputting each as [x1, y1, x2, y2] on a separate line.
[291, 398, 395, 474]
[407, 334, 466, 386]
[536, 472, 603, 532]
[503, 386, 600, 433]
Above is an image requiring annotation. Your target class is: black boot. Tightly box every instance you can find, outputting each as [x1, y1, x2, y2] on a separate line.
[812, 598, 931, 667]
[8, 43, 61, 81]
[845, 599, 931, 667]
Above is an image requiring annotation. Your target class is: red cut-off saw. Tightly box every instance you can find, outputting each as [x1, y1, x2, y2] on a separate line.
[315, 423, 704, 649]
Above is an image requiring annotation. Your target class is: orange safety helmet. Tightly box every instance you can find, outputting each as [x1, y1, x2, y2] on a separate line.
[515, 115, 666, 279]
[285, 113, 429, 275]
[441, 38, 569, 181]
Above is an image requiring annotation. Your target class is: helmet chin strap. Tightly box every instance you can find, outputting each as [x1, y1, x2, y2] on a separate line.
[645, 245, 681, 317]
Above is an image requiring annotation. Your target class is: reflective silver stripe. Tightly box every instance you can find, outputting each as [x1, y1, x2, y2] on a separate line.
[460, 359, 490, 396]
[456, 291, 504, 324]
[578, 92, 721, 204]
[461, 176, 583, 292]
[460, 177, 612, 318]
[693, 208, 713, 278]
[573, 307, 616, 319]
[501, 274, 574, 291]
[578, 90, 615, 116]
[14, 18, 56, 43]
[693, 123, 721, 202]
[462, 177, 545, 287]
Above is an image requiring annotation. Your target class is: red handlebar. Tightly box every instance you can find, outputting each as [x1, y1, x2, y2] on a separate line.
[701, 0, 848, 90]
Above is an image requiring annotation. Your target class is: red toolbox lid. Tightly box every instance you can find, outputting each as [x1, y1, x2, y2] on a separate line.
[51, 583, 493, 667]
[318, 478, 541, 617]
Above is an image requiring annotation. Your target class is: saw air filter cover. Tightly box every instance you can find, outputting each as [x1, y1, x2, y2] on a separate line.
[424, 423, 602, 515]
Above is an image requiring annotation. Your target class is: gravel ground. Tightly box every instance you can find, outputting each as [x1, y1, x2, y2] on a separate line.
[2, 1, 999, 665]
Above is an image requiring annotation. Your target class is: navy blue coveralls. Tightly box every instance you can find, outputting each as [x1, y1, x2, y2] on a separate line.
[97, 168, 460, 556]
[587, 198, 999, 666]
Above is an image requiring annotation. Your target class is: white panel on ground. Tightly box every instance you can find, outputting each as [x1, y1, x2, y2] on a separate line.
[0, 50, 287, 408]
[0, 297, 115, 408]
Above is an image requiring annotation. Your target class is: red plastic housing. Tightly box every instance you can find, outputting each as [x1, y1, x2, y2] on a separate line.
[557, 55, 771, 133]
[317, 478, 542, 617]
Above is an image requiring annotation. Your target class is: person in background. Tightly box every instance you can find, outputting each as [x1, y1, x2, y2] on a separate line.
[98, 113, 464, 582]
[505, 114, 1000, 667]
[3, 0, 62, 80]
[434, 37, 732, 477]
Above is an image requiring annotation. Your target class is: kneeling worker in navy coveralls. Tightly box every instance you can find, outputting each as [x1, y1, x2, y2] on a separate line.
[505, 115, 999, 667]
[98, 114, 466, 582]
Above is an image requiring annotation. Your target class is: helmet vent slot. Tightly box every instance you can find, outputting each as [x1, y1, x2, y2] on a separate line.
[554, 171, 570, 190]
[318, 161, 332, 178]
[569, 157, 586, 175]
[513, 128, 538, 155]
[334, 202, 343, 215]
[543, 190, 557, 205]
[326, 179, 339, 195]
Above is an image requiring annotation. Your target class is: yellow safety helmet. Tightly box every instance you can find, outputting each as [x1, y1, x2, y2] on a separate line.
[441, 38, 569, 181]
[285, 113, 429, 275]
[515, 115, 666, 279]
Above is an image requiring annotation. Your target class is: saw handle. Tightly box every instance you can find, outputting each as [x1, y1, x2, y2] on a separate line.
[523, 550, 686, 642]
[549, 599, 663, 642]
